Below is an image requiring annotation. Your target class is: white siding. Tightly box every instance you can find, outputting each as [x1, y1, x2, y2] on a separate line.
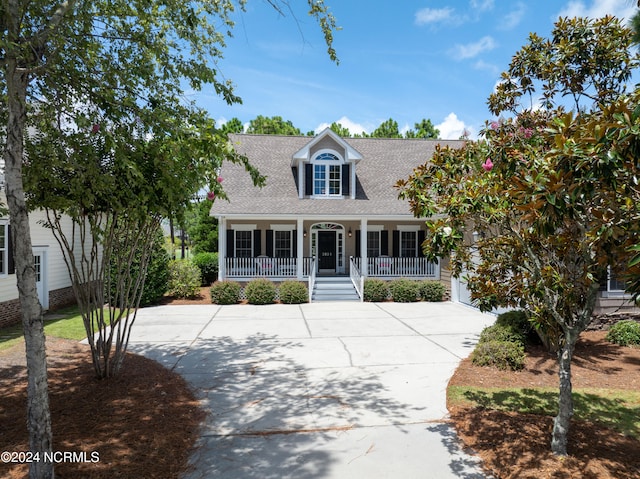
[0, 192, 79, 304]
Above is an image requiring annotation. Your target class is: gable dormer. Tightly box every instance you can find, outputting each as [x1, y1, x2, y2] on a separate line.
[291, 128, 362, 199]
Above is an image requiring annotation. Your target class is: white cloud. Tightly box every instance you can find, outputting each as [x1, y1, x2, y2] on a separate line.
[315, 116, 369, 136]
[436, 112, 474, 140]
[415, 7, 455, 26]
[474, 59, 500, 75]
[451, 36, 497, 60]
[470, 0, 495, 11]
[500, 3, 527, 30]
[556, 0, 637, 21]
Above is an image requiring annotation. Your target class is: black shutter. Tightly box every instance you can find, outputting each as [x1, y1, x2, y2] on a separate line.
[253, 230, 261, 257]
[292, 230, 297, 257]
[8, 225, 15, 275]
[266, 230, 274, 257]
[342, 164, 350, 196]
[393, 230, 400, 257]
[418, 230, 426, 256]
[381, 230, 389, 256]
[226, 229, 234, 258]
[355, 230, 361, 257]
[305, 164, 313, 196]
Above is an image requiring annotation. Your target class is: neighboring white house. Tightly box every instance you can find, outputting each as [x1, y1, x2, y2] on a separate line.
[210, 128, 638, 311]
[0, 187, 78, 327]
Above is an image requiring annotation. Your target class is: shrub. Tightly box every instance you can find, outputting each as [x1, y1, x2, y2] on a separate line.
[389, 278, 421, 302]
[107, 225, 169, 307]
[167, 260, 201, 298]
[479, 324, 526, 346]
[210, 280, 241, 305]
[420, 280, 445, 302]
[606, 320, 640, 346]
[471, 340, 526, 371]
[363, 278, 389, 302]
[278, 281, 308, 304]
[245, 278, 277, 305]
[192, 252, 218, 286]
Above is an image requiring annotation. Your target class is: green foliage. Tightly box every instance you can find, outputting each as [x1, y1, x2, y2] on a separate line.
[419, 280, 445, 302]
[478, 324, 526, 346]
[278, 281, 308, 304]
[473, 319, 528, 371]
[192, 252, 218, 286]
[363, 278, 390, 302]
[405, 119, 440, 139]
[244, 278, 277, 305]
[471, 340, 526, 371]
[246, 115, 303, 135]
[167, 260, 201, 299]
[107, 224, 170, 307]
[371, 118, 401, 138]
[210, 280, 241, 305]
[389, 279, 421, 302]
[606, 320, 640, 347]
[186, 201, 219, 254]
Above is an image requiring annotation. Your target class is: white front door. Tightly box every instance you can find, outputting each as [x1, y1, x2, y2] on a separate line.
[33, 249, 49, 309]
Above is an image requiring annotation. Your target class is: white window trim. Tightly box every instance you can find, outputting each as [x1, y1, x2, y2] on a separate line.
[396, 225, 421, 232]
[230, 224, 257, 231]
[311, 149, 344, 198]
[270, 224, 296, 231]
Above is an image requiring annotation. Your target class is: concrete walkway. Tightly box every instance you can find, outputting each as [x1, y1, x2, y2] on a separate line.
[127, 301, 495, 479]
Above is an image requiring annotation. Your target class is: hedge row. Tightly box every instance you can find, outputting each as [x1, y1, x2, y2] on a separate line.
[210, 279, 308, 305]
[363, 278, 446, 303]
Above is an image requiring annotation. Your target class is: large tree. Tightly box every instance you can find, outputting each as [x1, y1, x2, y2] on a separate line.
[1, 1, 338, 477]
[246, 115, 303, 135]
[398, 15, 640, 456]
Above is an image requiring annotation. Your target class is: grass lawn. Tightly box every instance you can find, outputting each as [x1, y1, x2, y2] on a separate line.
[449, 385, 640, 439]
[0, 306, 87, 352]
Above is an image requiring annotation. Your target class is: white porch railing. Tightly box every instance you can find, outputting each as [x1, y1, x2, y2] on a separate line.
[308, 256, 317, 302]
[225, 257, 314, 279]
[353, 256, 439, 278]
[349, 256, 364, 301]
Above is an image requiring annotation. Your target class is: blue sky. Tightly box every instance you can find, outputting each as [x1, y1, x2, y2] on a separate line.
[195, 0, 639, 139]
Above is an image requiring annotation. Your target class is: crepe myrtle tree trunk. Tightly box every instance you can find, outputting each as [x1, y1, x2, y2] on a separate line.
[4, 63, 55, 478]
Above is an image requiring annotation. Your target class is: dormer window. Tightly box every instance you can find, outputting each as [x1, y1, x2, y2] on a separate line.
[293, 128, 362, 199]
[312, 151, 342, 197]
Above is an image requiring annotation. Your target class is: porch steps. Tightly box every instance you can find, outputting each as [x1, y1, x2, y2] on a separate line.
[312, 276, 361, 302]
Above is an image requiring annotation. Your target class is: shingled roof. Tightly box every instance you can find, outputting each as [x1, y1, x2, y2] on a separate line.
[209, 133, 464, 217]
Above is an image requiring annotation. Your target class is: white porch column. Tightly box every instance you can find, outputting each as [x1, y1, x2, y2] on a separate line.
[297, 217, 304, 279]
[218, 216, 227, 280]
[360, 218, 368, 277]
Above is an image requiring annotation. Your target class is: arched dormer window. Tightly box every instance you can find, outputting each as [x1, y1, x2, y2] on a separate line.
[312, 150, 342, 197]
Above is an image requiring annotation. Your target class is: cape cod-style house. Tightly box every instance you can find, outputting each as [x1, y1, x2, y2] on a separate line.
[210, 128, 638, 311]
[210, 128, 461, 301]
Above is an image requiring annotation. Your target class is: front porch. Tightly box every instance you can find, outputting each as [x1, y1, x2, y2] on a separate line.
[221, 255, 439, 281]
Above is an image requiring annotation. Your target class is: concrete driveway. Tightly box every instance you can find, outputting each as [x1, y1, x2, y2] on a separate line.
[127, 301, 495, 479]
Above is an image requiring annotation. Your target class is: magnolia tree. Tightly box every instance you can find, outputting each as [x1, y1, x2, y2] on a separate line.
[398, 16, 640, 456]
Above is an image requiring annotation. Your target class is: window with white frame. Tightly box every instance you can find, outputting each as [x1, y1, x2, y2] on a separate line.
[235, 230, 253, 258]
[0, 221, 7, 275]
[313, 152, 341, 196]
[274, 230, 292, 257]
[400, 231, 418, 257]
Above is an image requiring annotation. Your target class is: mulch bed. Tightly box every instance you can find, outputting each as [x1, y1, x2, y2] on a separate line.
[448, 329, 640, 479]
[0, 338, 205, 479]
